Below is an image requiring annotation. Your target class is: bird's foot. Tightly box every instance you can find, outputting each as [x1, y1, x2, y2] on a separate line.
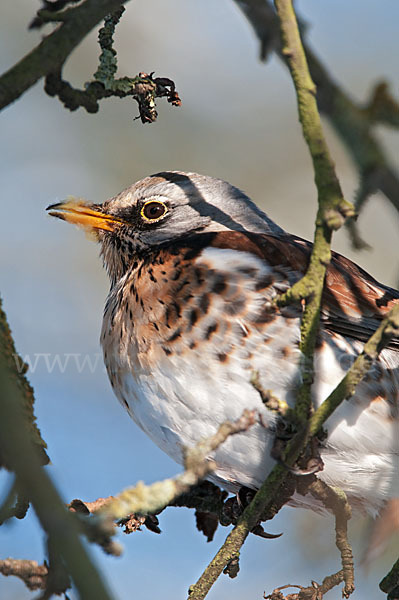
[222, 486, 283, 539]
[271, 429, 324, 476]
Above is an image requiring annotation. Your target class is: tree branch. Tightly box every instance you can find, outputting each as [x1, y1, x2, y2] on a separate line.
[0, 0, 130, 110]
[187, 463, 296, 600]
[0, 0, 181, 123]
[0, 298, 114, 600]
[0, 480, 29, 525]
[307, 479, 354, 598]
[272, 0, 353, 427]
[380, 557, 399, 598]
[0, 558, 48, 593]
[234, 0, 399, 250]
[43, 7, 181, 122]
[100, 410, 256, 520]
[186, 3, 399, 598]
[309, 304, 399, 436]
[0, 298, 48, 470]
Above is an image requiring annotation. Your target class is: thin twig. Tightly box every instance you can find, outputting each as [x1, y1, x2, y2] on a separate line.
[0, 558, 48, 592]
[272, 0, 354, 428]
[307, 479, 354, 598]
[234, 0, 399, 249]
[43, 7, 181, 122]
[29, 1, 82, 29]
[0, 483, 30, 524]
[187, 464, 292, 600]
[0, 480, 18, 525]
[264, 571, 345, 599]
[309, 304, 399, 436]
[101, 410, 256, 520]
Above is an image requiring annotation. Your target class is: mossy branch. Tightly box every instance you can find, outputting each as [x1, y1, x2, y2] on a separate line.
[43, 6, 181, 122]
[380, 556, 399, 598]
[0, 298, 114, 600]
[0, 0, 181, 123]
[0, 0, 130, 110]
[308, 479, 354, 597]
[0, 298, 48, 469]
[187, 3, 399, 598]
[272, 0, 354, 428]
[188, 300, 399, 600]
[234, 0, 399, 250]
[187, 0, 352, 592]
[187, 463, 292, 600]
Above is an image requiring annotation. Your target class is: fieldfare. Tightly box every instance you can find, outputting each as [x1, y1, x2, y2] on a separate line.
[47, 171, 399, 515]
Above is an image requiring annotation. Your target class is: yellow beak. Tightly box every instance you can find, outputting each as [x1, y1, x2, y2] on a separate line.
[46, 198, 123, 233]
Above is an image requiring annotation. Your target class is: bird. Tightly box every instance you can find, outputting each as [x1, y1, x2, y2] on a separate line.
[47, 171, 399, 515]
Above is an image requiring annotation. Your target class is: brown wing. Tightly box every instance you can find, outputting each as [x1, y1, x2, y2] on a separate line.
[320, 245, 399, 346]
[203, 230, 399, 349]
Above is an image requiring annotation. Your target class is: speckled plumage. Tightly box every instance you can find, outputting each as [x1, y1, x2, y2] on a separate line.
[49, 171, 399, 515]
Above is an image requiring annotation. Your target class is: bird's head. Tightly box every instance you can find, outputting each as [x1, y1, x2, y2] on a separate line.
[47, 171, 282, 285]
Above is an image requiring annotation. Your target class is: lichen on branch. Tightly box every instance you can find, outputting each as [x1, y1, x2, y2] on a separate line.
[0, 0, 181, 123]
[44, 5, 182, 123]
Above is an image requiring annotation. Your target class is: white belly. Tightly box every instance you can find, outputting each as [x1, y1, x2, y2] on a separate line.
[116, 343, 280, 491]
[107, 328, 399, 514]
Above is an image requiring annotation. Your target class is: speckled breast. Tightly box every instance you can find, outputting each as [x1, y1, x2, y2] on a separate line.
[101, 235, 399, 511]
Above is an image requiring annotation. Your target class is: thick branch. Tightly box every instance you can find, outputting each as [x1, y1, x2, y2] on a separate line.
[0, 299, 114, 600]
[0, 0, 130, 110]
[0, 298, 48, 469]
[380, 557, 399, 597]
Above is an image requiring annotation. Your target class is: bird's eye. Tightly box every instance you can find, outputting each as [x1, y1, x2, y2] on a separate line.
[140, 200, 168, 222]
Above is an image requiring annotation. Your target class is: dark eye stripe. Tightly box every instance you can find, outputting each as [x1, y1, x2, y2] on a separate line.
[141, 200, 168, 222]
